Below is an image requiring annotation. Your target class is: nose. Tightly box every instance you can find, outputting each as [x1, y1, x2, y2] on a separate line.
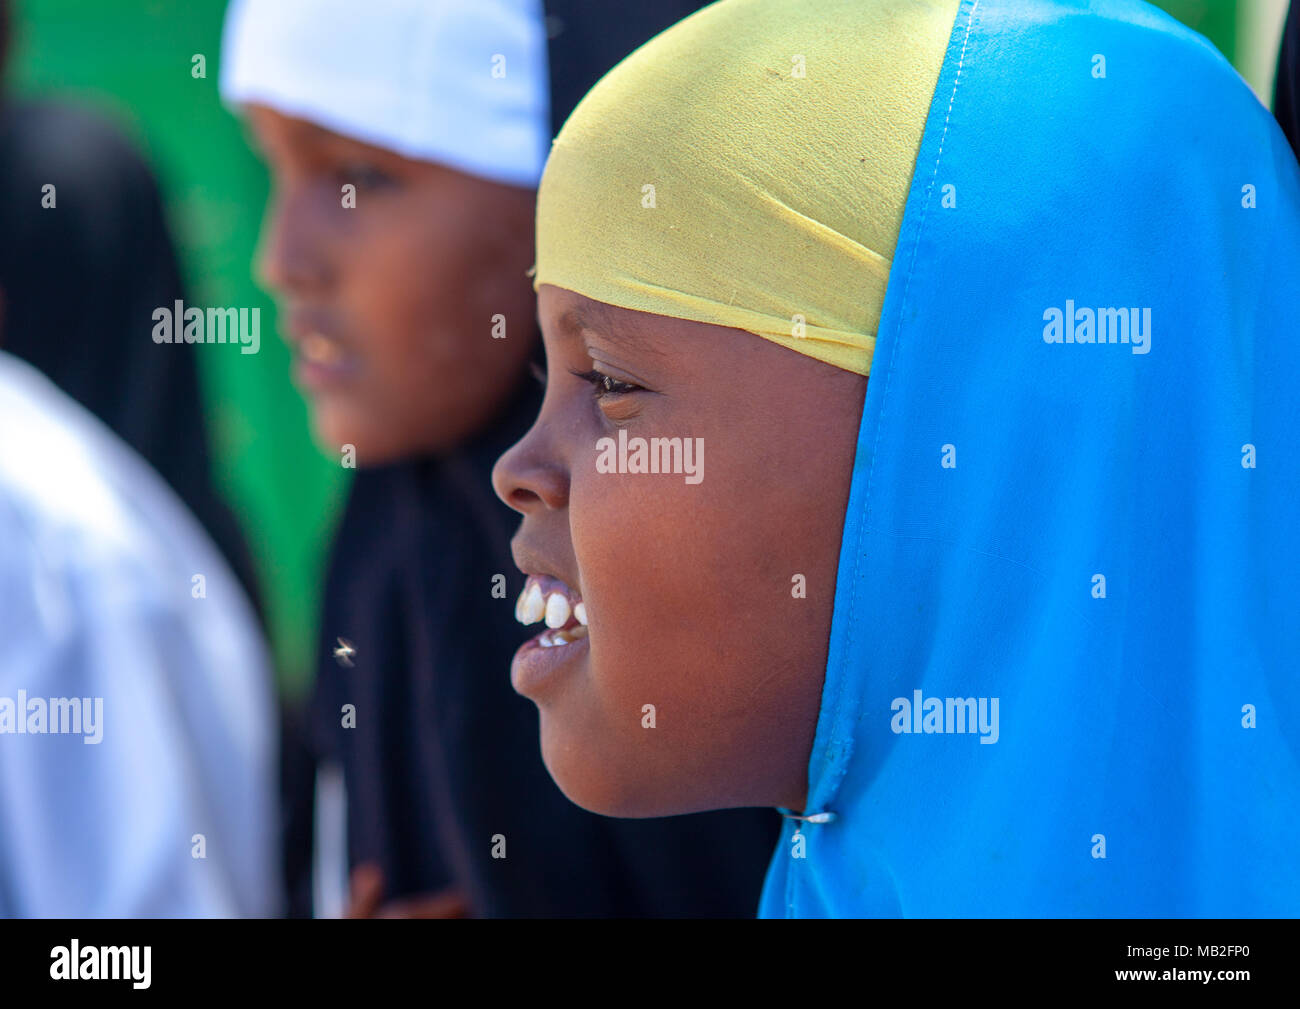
[492, 418, 569, 515]
[254, 184, 333, 298]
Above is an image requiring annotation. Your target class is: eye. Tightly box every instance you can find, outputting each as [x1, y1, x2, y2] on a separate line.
[569, 368, 642, 400]
[336, 163, 398, 191]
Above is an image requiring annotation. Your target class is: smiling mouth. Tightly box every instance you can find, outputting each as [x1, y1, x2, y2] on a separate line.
[299, 331, 347, 366]
[515, 574, 588, 647]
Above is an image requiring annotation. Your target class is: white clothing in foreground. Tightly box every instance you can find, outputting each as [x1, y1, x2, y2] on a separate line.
[0, 351, 279, 916]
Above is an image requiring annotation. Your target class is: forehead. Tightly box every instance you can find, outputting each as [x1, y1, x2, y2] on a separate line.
[545, 289, 671, 357]
[245, 105, 394, 160]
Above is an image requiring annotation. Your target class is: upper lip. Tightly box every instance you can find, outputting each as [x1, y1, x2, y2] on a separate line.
[283, 308, 351, 352]
[511, 538, 581, 599]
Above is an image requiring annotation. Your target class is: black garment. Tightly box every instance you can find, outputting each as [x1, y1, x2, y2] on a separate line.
[313, 382, 781, 916]
[542, 1, 711, 137]
[0, 99, 260, 608]
[1278, 0, 1300, 158]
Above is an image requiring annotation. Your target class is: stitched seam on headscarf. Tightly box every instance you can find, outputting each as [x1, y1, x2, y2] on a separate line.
[824, 0, 980, 815]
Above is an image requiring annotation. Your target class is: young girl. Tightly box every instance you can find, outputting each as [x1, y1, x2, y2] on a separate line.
[494, 0, 1300, 916]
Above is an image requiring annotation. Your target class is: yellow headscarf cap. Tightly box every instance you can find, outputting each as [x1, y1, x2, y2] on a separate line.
[534, 0, 962, 376]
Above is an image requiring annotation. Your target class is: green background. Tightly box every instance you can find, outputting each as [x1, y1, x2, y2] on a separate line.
[1, 0, 1281, 698]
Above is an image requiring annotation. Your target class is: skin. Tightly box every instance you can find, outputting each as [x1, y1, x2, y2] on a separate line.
[245, 105, 538, 463]
[492, 284, 867, 818]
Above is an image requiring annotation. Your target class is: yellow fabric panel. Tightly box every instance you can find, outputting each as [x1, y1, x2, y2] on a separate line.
[535, 0, 963, 375]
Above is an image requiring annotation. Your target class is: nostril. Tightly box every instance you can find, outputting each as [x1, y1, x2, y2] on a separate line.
[509, 488, 543, 509]
[492, 442, 568, 513]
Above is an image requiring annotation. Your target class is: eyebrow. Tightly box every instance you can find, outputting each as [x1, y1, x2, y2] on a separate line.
[557, 302, 666, 358]
[557, 304, 604, 335]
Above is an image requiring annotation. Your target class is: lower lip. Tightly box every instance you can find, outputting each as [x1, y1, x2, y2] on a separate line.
[292, 354, 358, 391]
[511, 632, 589, 697]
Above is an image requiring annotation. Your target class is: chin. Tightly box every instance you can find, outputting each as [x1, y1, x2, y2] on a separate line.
[313, 402, 483, 464]
[538, 719, 713, 820]
[539, 724, 637, 817]
[311, 411, 407, 467]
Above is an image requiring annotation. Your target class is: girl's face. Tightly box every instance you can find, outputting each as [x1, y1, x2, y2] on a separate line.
[246, 105, 538, 463]
[492, 284, 867, 817]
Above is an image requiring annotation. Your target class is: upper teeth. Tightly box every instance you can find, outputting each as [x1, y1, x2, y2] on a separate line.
[301, 332, 342, 365]
[515, 583, 545, 624]
[515, 578, 586, 631]
[544, 593, 571, 628]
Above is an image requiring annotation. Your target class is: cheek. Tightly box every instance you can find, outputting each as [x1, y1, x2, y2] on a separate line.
[560, 436, 834, 815]
[353, 210, 533, 398]
[330, 225, 485, 436]
[570, 438, 808, 733]
[573, 475, 712, 707]
[345, 222, 448, 371]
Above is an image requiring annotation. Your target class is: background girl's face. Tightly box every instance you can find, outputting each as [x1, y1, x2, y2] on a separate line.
[492, 284, 868, 818]
[246, 105, 538, 463]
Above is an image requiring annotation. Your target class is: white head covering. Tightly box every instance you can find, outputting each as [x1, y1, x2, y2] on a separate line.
[220, 0, 550, 188]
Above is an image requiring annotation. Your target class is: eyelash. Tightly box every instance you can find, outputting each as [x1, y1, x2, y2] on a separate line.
[568, 368, 642, 399]
[336, 164, 396, 191]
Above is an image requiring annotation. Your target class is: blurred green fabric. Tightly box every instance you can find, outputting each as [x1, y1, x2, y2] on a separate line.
[0, 0, 1272, 699]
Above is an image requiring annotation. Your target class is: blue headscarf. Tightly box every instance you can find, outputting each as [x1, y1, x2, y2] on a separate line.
[761, 0, 1300, 917]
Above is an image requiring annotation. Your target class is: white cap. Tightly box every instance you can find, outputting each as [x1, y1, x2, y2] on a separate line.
[220, 0, 550, 188]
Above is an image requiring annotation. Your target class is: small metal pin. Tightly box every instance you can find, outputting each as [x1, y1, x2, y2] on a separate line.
[779, 809, 837, 824]
[333, 637, 356, 668]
